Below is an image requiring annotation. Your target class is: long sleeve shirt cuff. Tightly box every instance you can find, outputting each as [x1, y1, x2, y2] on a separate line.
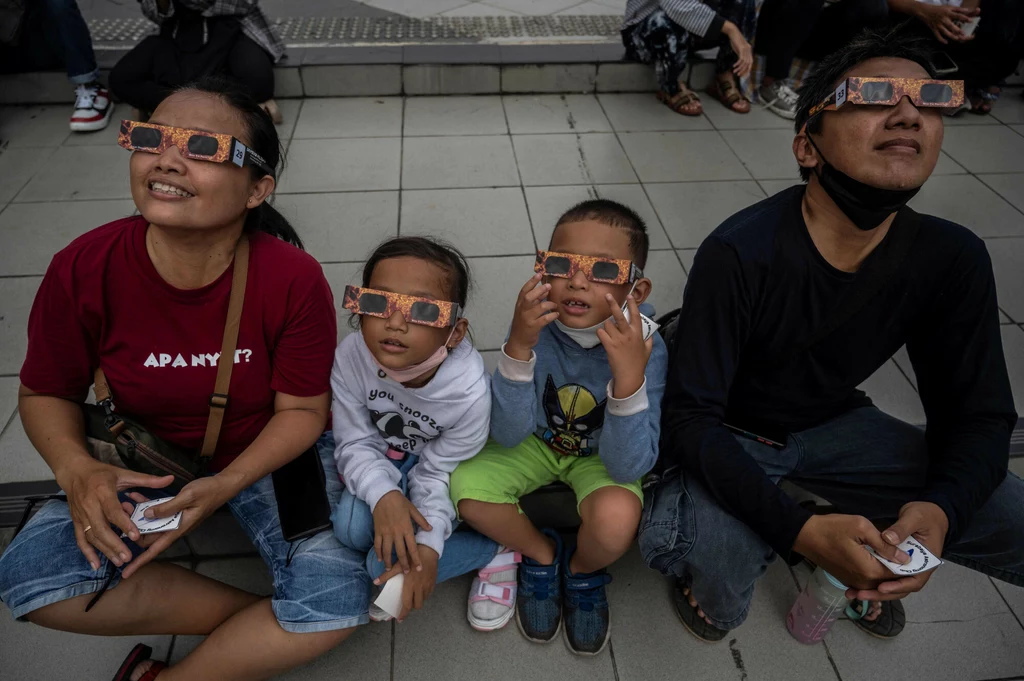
[416, 523, 447, 560]
[364, 474, 402, 513]
[498, 344, 536, 383]
[606, 378, 649, 417]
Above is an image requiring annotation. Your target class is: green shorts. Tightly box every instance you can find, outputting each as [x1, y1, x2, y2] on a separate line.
[450, 435, 643, 514]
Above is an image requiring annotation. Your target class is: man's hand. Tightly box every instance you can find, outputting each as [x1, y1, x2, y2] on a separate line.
[916, 4, 979, 44]
[849, 501, 948, 602]
[793, 514, 908, 591]
[722, 21, 753, 77]
[598, 294, 653, 399]
[375, 546, 440, 622]
[372, 490, 432, 574]
[505, 273, 558, 362]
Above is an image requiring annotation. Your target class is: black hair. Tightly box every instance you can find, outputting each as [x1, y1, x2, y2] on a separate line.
[794, 25, 935, 181]
[174, 75, 303, 249]
[554, 199, 650, 269]
[362, 236, 472, 307]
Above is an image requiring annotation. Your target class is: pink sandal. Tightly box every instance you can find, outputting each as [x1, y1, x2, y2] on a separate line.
[467, 549, 521, 632]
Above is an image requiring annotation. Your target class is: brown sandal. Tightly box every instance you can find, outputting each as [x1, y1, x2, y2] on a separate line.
[657, 87, 703, 116]
[707, 76, 751, 114]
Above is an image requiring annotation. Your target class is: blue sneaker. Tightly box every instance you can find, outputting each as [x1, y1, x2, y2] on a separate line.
[515, 528, 563, 643]
[562, 550, 612, 656]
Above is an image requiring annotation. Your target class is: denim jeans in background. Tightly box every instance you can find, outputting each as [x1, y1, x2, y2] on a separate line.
[0, 0, 99, 84]
[330, 438, 500, 584]
[639, 406, 1024, 630]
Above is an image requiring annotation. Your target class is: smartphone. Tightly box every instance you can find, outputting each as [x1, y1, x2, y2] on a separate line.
[928, 52, 958, 76]
[272, 446, 333, 543]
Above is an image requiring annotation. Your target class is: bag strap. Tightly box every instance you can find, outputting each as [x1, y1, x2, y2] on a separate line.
[91, 235, 250, 459]
[200, 234, 249, 459]
[783, 207, 921, 365]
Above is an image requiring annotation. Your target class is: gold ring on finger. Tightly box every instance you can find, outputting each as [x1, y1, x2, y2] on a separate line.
[83, 525, 93, 533]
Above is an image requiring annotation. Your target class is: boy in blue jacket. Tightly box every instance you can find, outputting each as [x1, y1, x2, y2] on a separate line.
[450, 199, 668, 655]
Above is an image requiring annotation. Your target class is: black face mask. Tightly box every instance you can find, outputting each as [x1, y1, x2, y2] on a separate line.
[807, 135, 921, 231]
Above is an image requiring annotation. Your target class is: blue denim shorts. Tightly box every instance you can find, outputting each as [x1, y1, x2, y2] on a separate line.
[0, 432, 370, 633]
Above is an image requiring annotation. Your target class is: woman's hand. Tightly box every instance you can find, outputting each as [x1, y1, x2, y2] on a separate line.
[119, 476, 236, 578]
[916, 4, 979, 44]
[372, 490, 433, 575]
[57, 460, 174, 572]
[723, 21, 753, 78]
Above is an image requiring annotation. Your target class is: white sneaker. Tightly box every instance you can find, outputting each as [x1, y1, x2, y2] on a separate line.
[467, 548, 521, 632]
[758, 82, 799, 120]
[70, 83, 113, 132]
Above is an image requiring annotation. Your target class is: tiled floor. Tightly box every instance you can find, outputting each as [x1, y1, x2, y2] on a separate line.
[356, 0, 626, 17]
[2, 92, 1024, 679]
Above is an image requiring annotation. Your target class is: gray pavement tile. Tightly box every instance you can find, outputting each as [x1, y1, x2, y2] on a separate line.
[676, 248, 696, 274]
[910, 174, 1024, 238]
[463, 255, 535, 349]
[1002, 309, 1014, 324]
[595, 63, 658, 93]
[988, 237, 1024, 322]
[368, 0, 470, 15]
[645, 180, 766, 249]
[271, 98, 303, 142]
[757, 178, 802, 197]
[0, 613, 171, 680]
[393, 573, 615, 681]
[1001, 324, 1024, 413]
[403, 65, 501, 96]
[896, 560, 1013, 622]
[826, 612, 1024, 681]
[720, 128, 803, 181]
[932, 150, 967, 175]
[892, 344, 917, 390]
[610, 550, 839, 681]
[0, 146, 57, 203]
[0, 375, 19, 428]
[978, 172, 1024, 213]
[292, 97, 402, 139]
[597, 93, 713, 132]
[278, 138, 401, 193]
[858, 359, 925, 425]
[618, 131, 750, 183]
[404, 135, 519, 189]
[992, 579, 1024, 625]
[15, 145, 131, 202]
[557, 1, 621, 13]
[524, 184, 669, 250]
[1011, 457, 1024, 477]
[0, 199, 135, 276]
[480, 349, 501, 375]
[302, 65, 403, 97]
[1014, 124, 1024, 139]
[273, 191, 398, 263]
[321, 262, 367, 343]
[0, 105, 71, 147]
[401, 187, 534, 257]
[185, 513, 258, 557]
[991, 96, 1024, 125]
[441, 2, 522, 15]
[502, 64, 598, 94]
[195, 557, 274, 595]
[643, 250, 687, 319]
[941, 125, 1024, 173]
[514, 133, 637, 186]
[0, 276, 40, 376]
[941, 112, 1003, 126]
[487, 0, 586, 14]
[404, 96, 507, 136]
[0, 415, 56, 484]
[503, 94, 611, 134]
[704, 98, 794, 130]
[61, 103, 133, 147]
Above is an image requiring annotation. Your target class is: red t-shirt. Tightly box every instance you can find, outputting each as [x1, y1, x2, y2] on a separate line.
[20, 217, 337, 471]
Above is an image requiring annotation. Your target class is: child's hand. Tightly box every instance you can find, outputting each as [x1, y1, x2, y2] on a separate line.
[505, 273, 559, 362]
[372, 490, 433, 574]
[598, 294, 654, 399]
[385, 546, 439, 622]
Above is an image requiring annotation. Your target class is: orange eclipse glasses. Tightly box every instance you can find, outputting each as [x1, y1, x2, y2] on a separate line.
[808, 77, 964, 120]
[117, 120, 275, 178]
[534, 250, 643, 286]
[343, 286, 463, 328]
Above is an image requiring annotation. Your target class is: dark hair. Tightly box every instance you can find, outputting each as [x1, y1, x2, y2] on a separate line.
[554, 199, 649, 269]
[174, 75, 303, 249]
[362, 236, 472, 307]
[794, 25, 935, 182]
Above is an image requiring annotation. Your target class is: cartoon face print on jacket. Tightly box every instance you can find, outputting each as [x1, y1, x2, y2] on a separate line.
[541, 375, 606, 457]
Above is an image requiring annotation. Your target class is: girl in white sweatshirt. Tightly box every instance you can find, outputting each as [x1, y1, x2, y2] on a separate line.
[330, 237, 515, 627]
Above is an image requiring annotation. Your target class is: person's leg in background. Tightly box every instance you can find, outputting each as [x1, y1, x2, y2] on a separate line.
[108, 36, 172, 119]
[703, 0, 757, 114]
[796, 0, 889, 63]
[947, 0, 1024, 114]
[223, 35, 282, 123]
[623, 10, 702, 115]
[754, 0, 825, 118]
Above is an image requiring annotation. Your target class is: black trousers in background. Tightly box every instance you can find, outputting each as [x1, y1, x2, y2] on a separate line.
[947, 0, 1024, 91]
[109, 33, 274, 112]
[755, 0, 889, 80]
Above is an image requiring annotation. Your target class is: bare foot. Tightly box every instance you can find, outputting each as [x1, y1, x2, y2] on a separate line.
[861, 600, 883, 622]
[682, 587, 714, 625]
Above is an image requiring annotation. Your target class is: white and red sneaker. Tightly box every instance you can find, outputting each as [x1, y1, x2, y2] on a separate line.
[70, 83, 113, 132]
[467, 548, 521, 632]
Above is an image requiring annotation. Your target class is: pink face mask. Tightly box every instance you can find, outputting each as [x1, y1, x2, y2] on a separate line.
[371, 328, 456, 385]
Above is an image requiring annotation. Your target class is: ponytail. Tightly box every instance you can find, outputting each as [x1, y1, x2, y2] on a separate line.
[245, 201, 304, 250]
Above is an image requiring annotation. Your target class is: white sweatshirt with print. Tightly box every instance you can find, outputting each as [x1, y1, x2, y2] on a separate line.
[331, 333, 491, 558]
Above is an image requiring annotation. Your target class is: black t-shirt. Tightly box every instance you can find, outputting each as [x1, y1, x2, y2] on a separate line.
[663, 185, 1017, 558]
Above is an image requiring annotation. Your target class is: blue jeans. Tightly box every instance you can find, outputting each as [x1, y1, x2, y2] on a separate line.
[0, 433, 371, 632]
[0, 0, 98, 83]
[329, 437, 499, 584]
[639, 406, 1024, 630]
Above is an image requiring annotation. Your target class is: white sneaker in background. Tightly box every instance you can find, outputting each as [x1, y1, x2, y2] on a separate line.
[759, 81, 799, 120]
[70, 83, 113, 132]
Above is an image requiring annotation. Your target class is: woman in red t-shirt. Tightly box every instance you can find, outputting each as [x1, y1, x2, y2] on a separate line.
[0, 78, 370, 679]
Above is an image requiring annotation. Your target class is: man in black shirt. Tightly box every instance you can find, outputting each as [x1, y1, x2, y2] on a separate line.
[640, 27, 1021, 643]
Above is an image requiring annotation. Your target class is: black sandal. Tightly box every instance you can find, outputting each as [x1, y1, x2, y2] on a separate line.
[111, 644, 167, 681]
[672, 578, 730, 643]
[851, 599, 906, 639]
